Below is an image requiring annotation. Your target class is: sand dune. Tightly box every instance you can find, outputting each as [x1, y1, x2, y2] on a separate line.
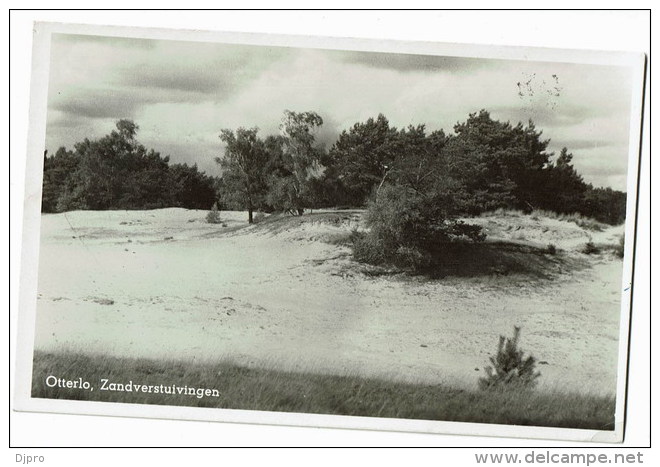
[34, 208, 625, 394]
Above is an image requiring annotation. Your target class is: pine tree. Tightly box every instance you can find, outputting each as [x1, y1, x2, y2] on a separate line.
[479, 326, 541, 390]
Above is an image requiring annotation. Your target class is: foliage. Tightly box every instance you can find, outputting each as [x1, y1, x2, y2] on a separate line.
[354, 184, 484, 271]
[60, 120, 169, 210]
[217, 127, 271, 223]
[274, 110, 325, 215]
[327, 114, 400, 206]
[582, 187, 627, 225]
[206, 202, 222, 224]
[479, 326, 541, 390]
[352, 232, 388, 266]
[43, 111, 627, 230]
[41, 120, 217, 213]
[532, 148, 626, 225]
[537, 148, 588, 214]
[443, 110, 551, 214]
[324, 109, 625, 226]
[168, 163, 218, 210]
[546, 244, 557, 255]
[41, 147, 80, 213]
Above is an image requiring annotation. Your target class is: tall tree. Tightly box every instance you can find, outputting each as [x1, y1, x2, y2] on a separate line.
[43, 120, 220, 212]
[539, 147, 588, 214]
[275, 110, 324, 215]
[168, 163, 218, 210]
[582, 186, 627, 225]
[387, 124, 448, 197]
[56, 119, 174, 210]
[444, 110, 552, 213]
[328, 114, 400, 206]
[41, 147, 79, 213]
[217, 127, 270, 223]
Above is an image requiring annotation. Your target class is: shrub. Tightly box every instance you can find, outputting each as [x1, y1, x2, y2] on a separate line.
[206, 202, 222, 224]
[614, 235, 625, 259]
[352, 233, 387, 265]
[546, 243, 557, 255]
[353, 184, 484, 271]
[582, 241, 600, 255]
[348, 228, 365, 244]
[394, 245, 432, 270]
[479, 326, 541, 391]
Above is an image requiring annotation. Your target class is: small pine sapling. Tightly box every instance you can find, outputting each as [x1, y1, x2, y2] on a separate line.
[206, 202, 222, 224]
[479, 326, 541, 390]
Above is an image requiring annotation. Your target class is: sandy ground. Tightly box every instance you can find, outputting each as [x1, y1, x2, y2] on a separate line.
[33, 208, 626, 394]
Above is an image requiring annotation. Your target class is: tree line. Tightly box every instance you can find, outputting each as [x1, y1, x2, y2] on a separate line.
[218, 109, 626, 226]
[41, 120, 217, 212]
[41, 110, 626, 227]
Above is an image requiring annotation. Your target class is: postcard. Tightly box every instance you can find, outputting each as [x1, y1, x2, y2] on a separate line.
[13, 21, 647, 443]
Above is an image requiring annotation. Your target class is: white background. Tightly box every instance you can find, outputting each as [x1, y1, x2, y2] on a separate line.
[5, 5, 653, 466]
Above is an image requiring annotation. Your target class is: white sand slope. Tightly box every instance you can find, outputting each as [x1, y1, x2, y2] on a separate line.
[33, 208, 626, 394]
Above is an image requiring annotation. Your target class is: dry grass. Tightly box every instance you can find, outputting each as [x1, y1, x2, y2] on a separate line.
[31, 350, 615, 430]
[481, 209, 612, 231]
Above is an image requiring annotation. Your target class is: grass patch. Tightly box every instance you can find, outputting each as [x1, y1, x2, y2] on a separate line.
[481, 209, 611, 231]
[31, 350, 614, 430]
[254, 211, 362, 234]
[581, 241, 600, 255]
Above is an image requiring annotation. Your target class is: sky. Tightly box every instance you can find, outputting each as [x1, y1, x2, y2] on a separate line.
[45, 33, 637, 191]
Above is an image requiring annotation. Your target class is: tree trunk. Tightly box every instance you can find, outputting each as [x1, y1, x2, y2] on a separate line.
[297, 208, 304, 216]
[248, 207, 253, 224]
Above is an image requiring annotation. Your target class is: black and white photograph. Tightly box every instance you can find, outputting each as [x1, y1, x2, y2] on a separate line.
[12, 19, 646, 444]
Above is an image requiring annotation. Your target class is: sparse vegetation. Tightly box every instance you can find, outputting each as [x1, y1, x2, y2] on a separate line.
[546, 244, 557, 255]
[582, 242, 600, 255]
[479, 327, 541, 391]
[532, 210, 610, 231]
[32, 208, 622, 431]
[615, 235, 625, 259]
[205, 202, 222, 224]
[31, 350, 614, 430]
[481, 209, 612, 231]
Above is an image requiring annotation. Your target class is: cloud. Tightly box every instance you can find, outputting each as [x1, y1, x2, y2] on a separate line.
[50, 88, 145, 119]
[551, 138, 627, 151]
[47, 34, 293, 120]
[331, 50, 484, 73]
[115, 42, 291, 95]
[490, 104, 594, 128]
[118, 65, 227, 94]
[44, 36, 639, 191]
